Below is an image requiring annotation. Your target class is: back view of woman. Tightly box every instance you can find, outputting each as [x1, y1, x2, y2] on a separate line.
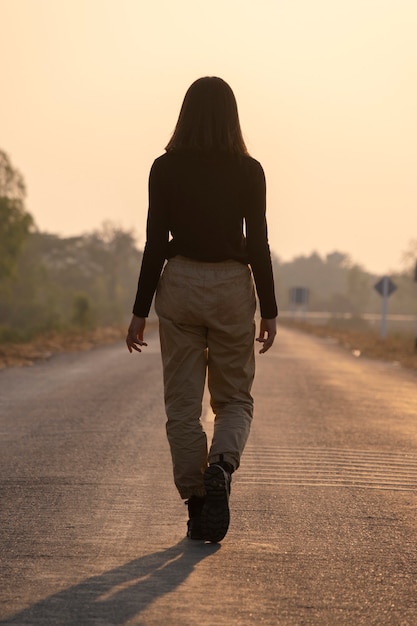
[126, 77, 277, 542]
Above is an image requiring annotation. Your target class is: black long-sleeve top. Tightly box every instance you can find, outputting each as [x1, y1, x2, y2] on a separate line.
[132, 151, 278, 319]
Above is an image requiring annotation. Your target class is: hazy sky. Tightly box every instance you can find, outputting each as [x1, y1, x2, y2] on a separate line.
[1, 0, 416, 274]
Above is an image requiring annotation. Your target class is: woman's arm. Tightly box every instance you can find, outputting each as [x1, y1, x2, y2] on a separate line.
[245, 161, 278, 320]
[132, 159, 170, 318]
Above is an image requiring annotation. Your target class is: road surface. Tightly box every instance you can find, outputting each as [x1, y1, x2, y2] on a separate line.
[1, 326, 417, 625]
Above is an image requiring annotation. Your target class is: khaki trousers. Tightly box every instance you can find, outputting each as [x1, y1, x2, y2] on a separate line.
[155, 256, 256, 499]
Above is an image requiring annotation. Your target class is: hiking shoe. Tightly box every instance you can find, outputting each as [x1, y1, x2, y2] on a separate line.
[185, 495, 205, 540]
[200, 464, 231, 543]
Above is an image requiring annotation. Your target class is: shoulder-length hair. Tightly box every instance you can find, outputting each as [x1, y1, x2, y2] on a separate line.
[165, 77, 249, 156]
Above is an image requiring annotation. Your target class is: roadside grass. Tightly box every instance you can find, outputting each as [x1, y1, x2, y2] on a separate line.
[0, 326, 127, 369]
[280, 318, 417, 371]
[2, 317, 416, 372]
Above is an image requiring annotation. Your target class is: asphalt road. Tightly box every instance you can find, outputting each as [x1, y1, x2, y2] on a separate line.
[1, 326, 417, 625]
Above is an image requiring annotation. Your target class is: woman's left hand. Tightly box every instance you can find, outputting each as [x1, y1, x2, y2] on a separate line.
[126, 315, 148, 353]
[256, 317, 277, 354]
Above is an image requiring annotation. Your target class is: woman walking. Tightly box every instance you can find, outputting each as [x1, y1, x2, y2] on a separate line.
[126, 77, 277, 542]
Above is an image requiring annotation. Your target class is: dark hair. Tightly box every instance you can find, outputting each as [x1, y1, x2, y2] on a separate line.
[165, 77, 249, 155]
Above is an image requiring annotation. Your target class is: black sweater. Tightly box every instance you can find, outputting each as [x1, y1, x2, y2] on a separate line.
[132, 151, 278, 318]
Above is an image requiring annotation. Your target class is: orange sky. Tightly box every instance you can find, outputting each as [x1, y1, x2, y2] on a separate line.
[1, 0, 416, 273]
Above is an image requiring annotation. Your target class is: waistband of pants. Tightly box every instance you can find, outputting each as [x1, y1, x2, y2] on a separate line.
[168, 255, 248, 271]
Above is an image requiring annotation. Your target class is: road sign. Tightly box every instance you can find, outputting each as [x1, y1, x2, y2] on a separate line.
[289, 287, 309, 319]
[374, 276, 397, 297]
[290, 287, 309, 306]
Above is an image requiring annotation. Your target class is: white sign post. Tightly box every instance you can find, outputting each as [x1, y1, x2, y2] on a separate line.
[374, 276, 397, 339]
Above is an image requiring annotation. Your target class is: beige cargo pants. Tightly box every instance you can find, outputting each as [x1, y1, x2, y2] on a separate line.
[155, 256, 256, 499]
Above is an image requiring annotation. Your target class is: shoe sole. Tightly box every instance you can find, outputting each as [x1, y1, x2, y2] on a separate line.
[201, 465, 230, 542]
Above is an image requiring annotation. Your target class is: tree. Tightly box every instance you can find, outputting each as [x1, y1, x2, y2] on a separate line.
[0, 222, 143, 334]
[347, 264, 371, 312]
[0, 150, 34, 279]
[326, 251, 350, 267]
[401, 239, 417, 276]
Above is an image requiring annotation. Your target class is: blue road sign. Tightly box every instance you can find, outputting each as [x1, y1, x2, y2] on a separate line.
[290, 287, 309, 305]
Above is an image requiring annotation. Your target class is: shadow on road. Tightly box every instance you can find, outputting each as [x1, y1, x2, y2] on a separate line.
[1, 538, 219, 625]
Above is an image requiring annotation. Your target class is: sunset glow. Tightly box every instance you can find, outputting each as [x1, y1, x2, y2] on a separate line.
[1, 0, 416, 273]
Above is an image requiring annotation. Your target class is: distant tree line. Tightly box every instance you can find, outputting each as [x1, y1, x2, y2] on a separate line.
[0, 224, 143, 341]
[0, 149, 416, 342]
[0, 150, 142, 341]
[272, 249, 417, 316]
